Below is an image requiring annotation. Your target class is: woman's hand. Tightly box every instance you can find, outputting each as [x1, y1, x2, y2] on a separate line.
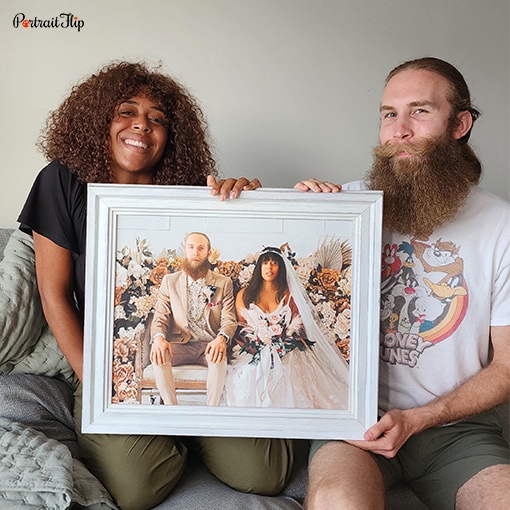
[207, 175, 262, 200]
[294, 178, 342, 193]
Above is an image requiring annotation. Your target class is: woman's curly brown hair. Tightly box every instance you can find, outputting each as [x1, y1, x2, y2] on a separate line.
[37, 61, 218, 185]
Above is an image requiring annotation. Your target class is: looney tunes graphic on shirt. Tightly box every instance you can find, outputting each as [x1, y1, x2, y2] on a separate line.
[379, 237, 468, 368]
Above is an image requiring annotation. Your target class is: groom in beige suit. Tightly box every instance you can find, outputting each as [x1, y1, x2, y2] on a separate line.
[150, 232, 237, 406]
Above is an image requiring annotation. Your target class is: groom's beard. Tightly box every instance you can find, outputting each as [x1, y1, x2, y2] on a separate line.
[367, 135, 477, 239]
[182, 258, 211, 280]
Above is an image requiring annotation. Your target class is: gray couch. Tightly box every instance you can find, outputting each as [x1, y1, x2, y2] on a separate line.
[0, 227, 507, 510]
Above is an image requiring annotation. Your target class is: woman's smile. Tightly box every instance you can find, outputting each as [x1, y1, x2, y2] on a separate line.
[109, 95, 168, 184]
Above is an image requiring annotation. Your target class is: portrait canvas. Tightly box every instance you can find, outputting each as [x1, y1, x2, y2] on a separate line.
[82, 185, 382, 439]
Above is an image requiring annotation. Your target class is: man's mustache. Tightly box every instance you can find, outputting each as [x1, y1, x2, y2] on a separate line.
[374, 138, 438, 159]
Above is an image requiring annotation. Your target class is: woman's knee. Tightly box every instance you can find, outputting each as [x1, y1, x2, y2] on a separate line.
[199, 437, 294, 495]
[78, 433, 187, 510]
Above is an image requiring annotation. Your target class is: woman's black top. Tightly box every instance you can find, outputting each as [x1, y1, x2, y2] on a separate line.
[18, 160, 88, 311]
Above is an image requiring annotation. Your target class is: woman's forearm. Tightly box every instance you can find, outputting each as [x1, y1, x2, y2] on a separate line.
[40, 295, 85, 380]
[33, 232, 85, 380]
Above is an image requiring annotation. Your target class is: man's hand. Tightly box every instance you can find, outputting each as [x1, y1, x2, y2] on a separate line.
[150, 336, 173, 366]
[207, 175, 262, 201]
[205, 335, 228, 364]
[294, 178, 342, 193]
[348, 409, 417, 458]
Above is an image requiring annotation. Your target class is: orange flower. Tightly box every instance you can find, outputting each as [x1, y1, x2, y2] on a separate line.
[113, 362, 134, 386]
[317, 268, 341, 292]
[336, 338, 350, 362]
[170, 257, 183, 271]
[113, 341, 131, 361]
[150, 264, 169, 286]
[335, 297, 350, 314]
[114, 286, 126, 306]
[155, 257, 170, 267]
[217, 260, 242, 279]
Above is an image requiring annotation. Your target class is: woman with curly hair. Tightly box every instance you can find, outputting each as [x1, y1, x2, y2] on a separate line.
[16, 61, 292, 510]
[38, 61, 220, 186]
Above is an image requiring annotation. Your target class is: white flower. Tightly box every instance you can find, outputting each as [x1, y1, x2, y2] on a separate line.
[295, 264, 312, 285]
[116, 262, 128, 287]
[316, 302, 336, 328]
[253, 317, 268, 330]
[117, 322, 145, 343]
[258, 327, 273, 344]
[269, 324, 283, 337]
[114, 305, 127, 320]
[202, 285, 216, 303]
[140, 265, 152, 280]
[130, 295, 157, 317]
[287, 314, 303, 336]
[338, 267, 352, 296]
[268, 313, 281, 325]
[334, 308, 351, 339]
[127, 260, 142, 279]
[238, 266, 254, 286]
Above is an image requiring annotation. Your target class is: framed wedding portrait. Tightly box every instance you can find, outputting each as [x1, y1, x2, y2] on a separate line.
[82, 185, 382, 440]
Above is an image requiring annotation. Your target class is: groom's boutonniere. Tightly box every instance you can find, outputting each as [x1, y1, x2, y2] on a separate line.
[203, 285, 217, 304]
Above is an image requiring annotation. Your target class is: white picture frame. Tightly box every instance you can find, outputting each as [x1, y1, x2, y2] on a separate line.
[82, 185, 382, 439]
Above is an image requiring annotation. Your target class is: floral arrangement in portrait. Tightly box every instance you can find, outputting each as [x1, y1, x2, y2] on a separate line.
[236, 303, 315, 366]
[112, 238, 181, 403]
[112, 236, 352, 403]
[302, 237, 352, 361]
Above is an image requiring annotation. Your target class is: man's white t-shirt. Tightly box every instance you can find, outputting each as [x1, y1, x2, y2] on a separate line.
[343, 181, 510, 412]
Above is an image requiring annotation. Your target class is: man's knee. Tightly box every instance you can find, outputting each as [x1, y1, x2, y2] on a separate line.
[456, 464, 510, 510]
[306, 441, 384, 510]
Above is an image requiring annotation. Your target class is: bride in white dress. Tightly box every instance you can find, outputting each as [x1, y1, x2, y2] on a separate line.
[223, 247, 349, 409]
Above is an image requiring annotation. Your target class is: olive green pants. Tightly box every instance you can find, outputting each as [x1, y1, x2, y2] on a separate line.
[74, 383, 294, 510]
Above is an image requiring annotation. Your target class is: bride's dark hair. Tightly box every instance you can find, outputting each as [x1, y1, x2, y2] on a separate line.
[242, 247, 288, 308]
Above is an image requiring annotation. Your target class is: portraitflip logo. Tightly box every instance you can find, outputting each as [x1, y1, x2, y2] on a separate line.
[13, 13, 85, 32]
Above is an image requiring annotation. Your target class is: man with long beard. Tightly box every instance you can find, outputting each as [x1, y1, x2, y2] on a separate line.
[296, 57, 510, 509]
[150, 231, 236, 406]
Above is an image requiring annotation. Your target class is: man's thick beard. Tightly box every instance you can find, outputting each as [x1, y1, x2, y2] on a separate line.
[367, 136, 478, 239]
[181, 258, 211, 280]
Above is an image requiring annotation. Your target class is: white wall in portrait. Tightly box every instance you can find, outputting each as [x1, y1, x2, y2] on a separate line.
[116, 212, 354, 262]
[1, 0, 509, 228]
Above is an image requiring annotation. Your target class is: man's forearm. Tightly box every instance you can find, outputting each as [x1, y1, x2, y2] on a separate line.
[406, 360, 510, 435]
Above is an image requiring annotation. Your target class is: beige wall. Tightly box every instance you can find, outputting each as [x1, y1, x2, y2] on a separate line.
[1, 0, 509, 228]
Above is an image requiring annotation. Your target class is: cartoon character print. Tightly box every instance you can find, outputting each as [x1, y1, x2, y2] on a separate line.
[380, 238, 469, 368]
